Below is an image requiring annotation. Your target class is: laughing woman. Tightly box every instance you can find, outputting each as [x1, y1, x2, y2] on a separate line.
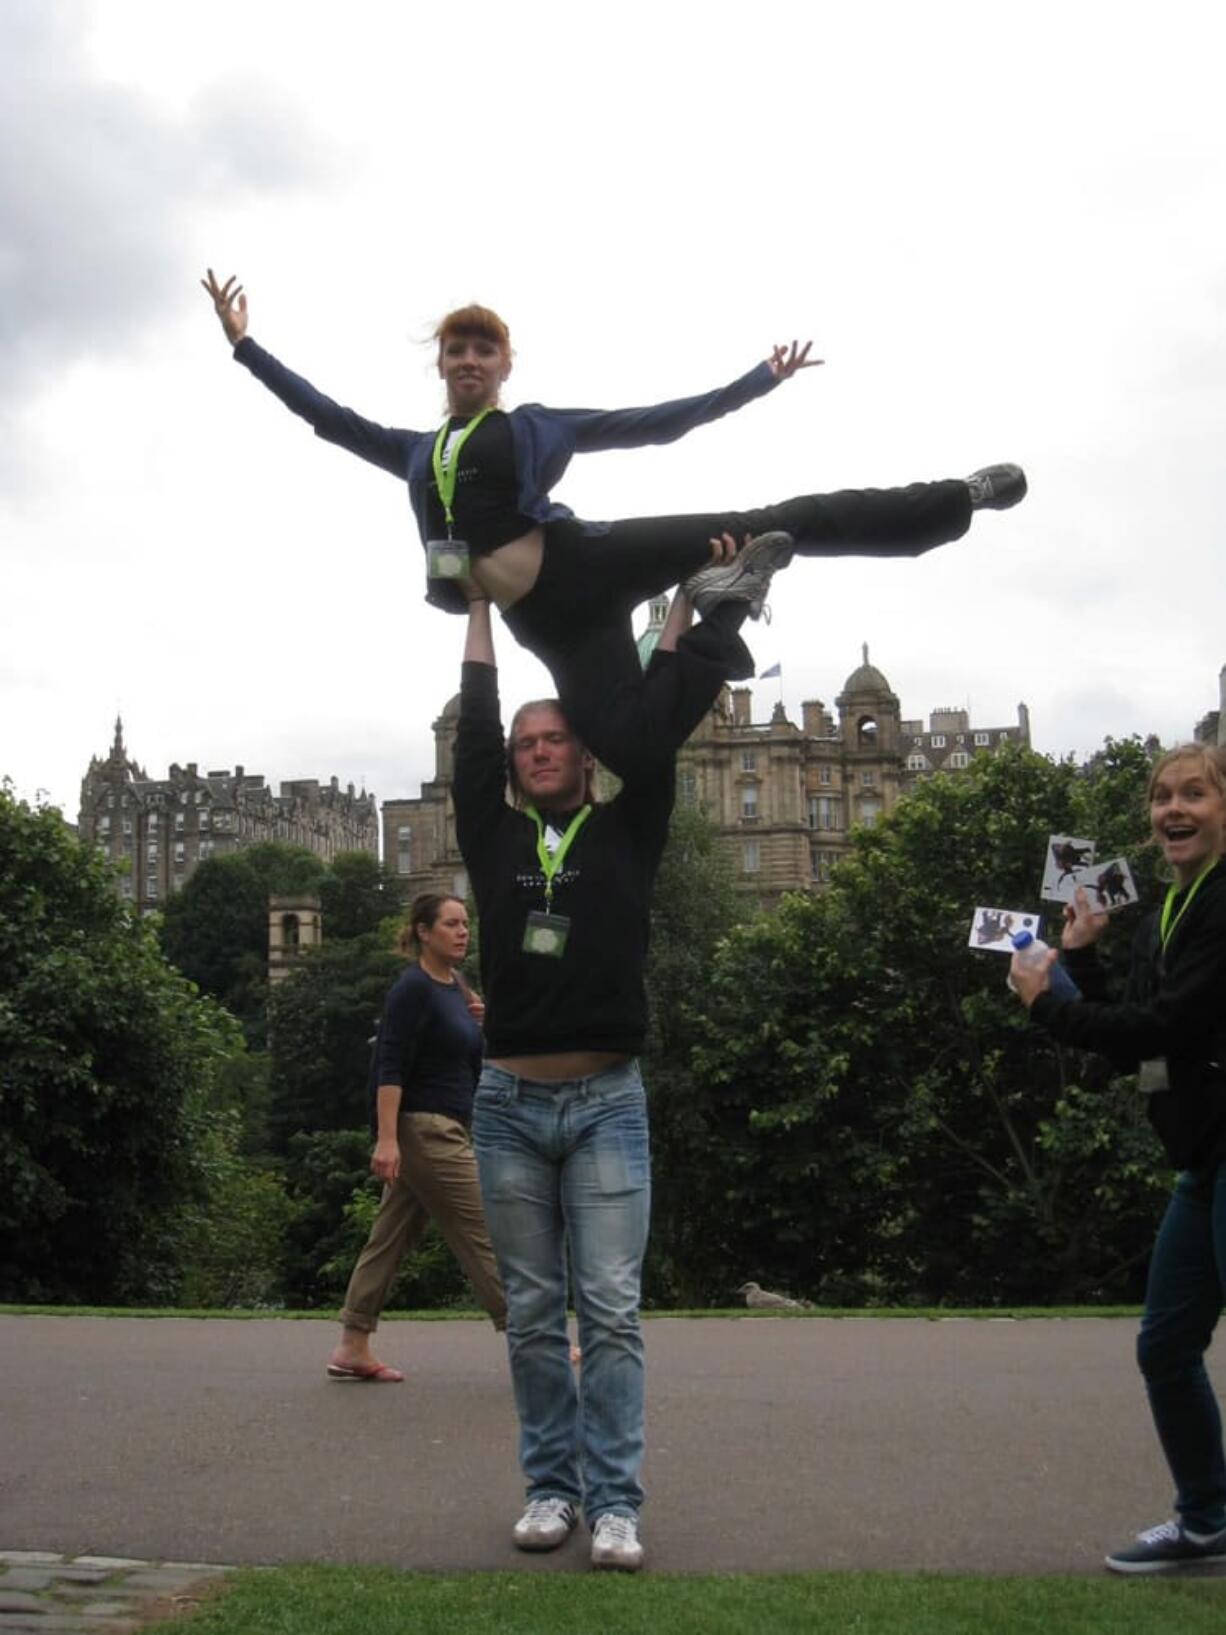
[1010, 743, 1226, 1575]
[203, 271, 1025, 776]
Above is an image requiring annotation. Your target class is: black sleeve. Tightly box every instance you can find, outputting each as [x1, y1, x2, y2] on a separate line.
[233, 337, 418, 479]
[376, 973, 430, 1087]
[1031, 901, 1226, 1065]
[454, 661, 511, 862]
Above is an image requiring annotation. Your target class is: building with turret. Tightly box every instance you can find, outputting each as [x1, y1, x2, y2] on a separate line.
[380, 642, 1030, 905]
[78, 719, 379, 911]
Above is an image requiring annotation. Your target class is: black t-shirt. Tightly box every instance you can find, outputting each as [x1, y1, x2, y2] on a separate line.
[368, 964, 484, 1126]
[425, 412, 536, 551]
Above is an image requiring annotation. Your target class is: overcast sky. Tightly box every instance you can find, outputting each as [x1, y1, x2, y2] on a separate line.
[4, 0, 1224, 825]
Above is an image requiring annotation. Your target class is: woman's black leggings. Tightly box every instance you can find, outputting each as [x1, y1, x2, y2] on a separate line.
[502, 479, 972, 780]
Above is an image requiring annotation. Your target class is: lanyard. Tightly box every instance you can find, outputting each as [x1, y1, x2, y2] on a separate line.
[1159, 857, 1219, 951]
[431, 408, 492, 533]
[525, 803, 592, 911]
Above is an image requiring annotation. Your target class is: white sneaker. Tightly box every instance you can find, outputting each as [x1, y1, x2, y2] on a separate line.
[512, 1495, 579, 1552]
[682, 530, 794, 621]
[590, 1510, 644, 1571]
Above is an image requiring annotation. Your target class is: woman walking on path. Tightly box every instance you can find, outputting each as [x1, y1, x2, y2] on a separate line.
[1010, 743, 1226, 1575]
[202, 272, 1026, 778]
[327, 893, 505, 1382]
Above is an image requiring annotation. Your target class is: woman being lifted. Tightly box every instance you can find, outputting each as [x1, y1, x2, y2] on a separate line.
[203, 271, 1025, 776]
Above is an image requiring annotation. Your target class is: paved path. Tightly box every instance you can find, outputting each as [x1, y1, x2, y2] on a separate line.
[3, 1313, 1225, 1580]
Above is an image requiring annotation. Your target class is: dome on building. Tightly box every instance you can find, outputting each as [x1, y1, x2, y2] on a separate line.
[841, 643, 892, 697]
[636, 595, 671, 670]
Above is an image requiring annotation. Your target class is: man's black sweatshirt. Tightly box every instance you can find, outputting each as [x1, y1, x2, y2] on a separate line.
[453, 660, 673, 1060]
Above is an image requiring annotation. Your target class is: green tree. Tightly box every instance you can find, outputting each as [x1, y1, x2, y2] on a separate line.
[0, 788, 250, 1303]
[318, 851, 401, 941]
[159, 842, 326, 1042]
[640, 801, 747, 1305]
[265, 933, 402, 1151]
[678, 740, 1170, 1306]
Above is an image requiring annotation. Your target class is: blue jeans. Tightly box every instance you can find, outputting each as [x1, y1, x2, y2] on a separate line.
[1137, 1163, 1226, 1534]
[473, 1060, 651, 1524]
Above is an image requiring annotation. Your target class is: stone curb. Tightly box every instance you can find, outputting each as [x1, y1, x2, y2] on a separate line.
[0, 1552, 234, 1633]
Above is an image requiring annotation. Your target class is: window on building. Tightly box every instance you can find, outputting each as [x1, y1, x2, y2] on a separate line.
[122, 817, 133, 836]
[809, 795, 842, 830]
[148, 812, 158, 831]
[452, 870, 469, 900]
[742, 839, 760, 874]
[396, 824, 412, 875]
[741, 750, 757, 772]
[174, 812, 185, 833]
[145, 880, 158, 900]
[861, 770, 875, 787]
[974, 731, 990, 746]
[811, 848, 838, 883]
[679, 768, 698, 807]
[120, 878, 133, 898]
[906, 753, 928, 771]
[857, 717, 878, 749]
[948, 751, 970, 769]
[931, 734, 946, 749]
[199, 808, 210, 830]
[198, 840, 213, 860]
[819, 765, 832, 785]
[147, 843, 158, 863]
[98, 814, 111, 834]
[174, 842, 186, 864]
[859, 796, 882, 827]
[741, 784, 759, 821]
[107, 794, 115, 808]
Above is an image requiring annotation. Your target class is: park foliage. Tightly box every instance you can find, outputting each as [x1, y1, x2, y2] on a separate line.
[0, 737, 1174, 1310]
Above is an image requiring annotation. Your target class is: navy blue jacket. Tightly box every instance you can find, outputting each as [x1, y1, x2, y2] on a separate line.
[233, 335, 778, 585]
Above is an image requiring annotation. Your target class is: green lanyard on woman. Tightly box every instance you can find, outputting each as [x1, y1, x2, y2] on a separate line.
[1159, 857, 1220, 952]
[431, 408, 493, 537]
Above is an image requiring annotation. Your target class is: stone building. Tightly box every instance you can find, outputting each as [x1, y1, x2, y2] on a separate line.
[679, 647, 1029, 901]
[380, 632, 1029, 905]
[78, 719, 379, 911]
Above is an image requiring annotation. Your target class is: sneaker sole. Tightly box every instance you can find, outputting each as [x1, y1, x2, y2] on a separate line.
[687, 532, 795, 613]
[1105, 1550, 1226, 1575]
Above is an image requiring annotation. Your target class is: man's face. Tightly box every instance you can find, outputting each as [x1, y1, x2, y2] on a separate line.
[511, 706, 590, 811]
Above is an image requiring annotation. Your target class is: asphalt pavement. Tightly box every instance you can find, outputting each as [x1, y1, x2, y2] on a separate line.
[3, 1312, 1224, 1577]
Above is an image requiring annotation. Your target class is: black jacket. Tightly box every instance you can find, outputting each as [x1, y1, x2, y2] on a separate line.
[1031, 861, 1226, 1170]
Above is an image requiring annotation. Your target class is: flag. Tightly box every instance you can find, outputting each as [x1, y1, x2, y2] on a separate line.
[759, 662, 782, 680]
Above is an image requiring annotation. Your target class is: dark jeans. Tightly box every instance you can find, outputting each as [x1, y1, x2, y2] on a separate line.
[1137, 1164, 1226, 1534]
[503, 480, 971, 778]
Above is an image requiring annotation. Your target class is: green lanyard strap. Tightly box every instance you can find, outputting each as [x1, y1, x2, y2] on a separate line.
[525, 804, 592, 911]
[431, 408, 492, 533]
[1159, 857, 1219, 951]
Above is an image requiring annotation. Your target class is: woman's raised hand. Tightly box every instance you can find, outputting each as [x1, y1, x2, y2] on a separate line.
[767, 340, 823, 381]
[1062, 886, 1109, 950]
[201, 268, 248, 346]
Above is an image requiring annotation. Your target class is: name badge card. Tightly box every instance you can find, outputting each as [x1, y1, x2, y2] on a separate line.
[427, 539, 471, 579]
[523, 911, 571, 958]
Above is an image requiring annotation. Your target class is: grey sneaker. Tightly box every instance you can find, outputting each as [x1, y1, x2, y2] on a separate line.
[965, 463, 1027, 510]
[512, 1495, 579, 1552]
[590, 1510, 644, 1571]
[682, 530, 794, 621]
[1105, 1518, 1226, 1575]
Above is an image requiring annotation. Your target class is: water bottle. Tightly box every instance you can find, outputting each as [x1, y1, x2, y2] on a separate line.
[1008, 929, 1081, 1001]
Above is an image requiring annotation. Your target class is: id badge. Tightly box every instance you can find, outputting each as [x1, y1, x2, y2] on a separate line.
[1137, 1058, 1171, 1094]
[427, 539, 471, 579]
[523, 911, 570, 958]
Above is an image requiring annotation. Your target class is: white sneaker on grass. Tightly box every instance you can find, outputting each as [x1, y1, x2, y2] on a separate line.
[590, 1510, 644, 1571]
[512, 1496, 578, 1552]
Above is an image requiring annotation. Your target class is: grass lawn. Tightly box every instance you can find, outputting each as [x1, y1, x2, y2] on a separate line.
[146, 1564, 1224, 1634]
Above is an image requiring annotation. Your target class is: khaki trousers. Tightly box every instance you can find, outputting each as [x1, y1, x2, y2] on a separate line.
[339, 1113, 506, 1332]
